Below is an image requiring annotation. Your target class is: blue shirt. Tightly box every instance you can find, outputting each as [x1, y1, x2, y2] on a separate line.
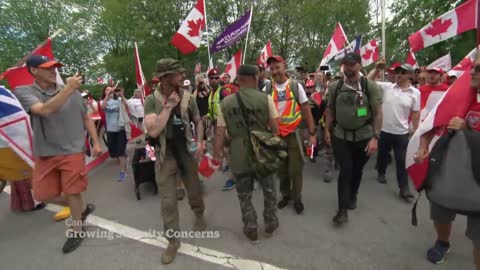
[104, 98, 123, 132]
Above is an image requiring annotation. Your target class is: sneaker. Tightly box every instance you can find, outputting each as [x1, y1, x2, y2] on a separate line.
[277, 197, 289, 209]
[294, 201, 304, 214]
[62, 229, 85, 254]
[426, 240, 450, 264]
[118, 172, 127, 182]
[54, 207, 71, 222]
[222, 179, 236, 191]
[333, 209, 348, 226]
[32, 203, 46, 211]
[161, 238, 181, 264]
[377, 174, 387, 184]
[309, 157, 316, 163]
[243, 227, 259, 244]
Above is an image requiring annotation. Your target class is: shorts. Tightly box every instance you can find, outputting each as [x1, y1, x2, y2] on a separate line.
[32, 153, 87, 201]
[107, 130, 127, 158]
[430, 202, 480, 248]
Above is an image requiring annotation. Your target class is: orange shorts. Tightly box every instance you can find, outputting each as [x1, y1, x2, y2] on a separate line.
[32, 153, 88, 201]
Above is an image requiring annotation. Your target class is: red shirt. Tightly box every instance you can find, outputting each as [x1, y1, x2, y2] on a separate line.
[466, 95, 480, 132]
[419, 83, 449, 109]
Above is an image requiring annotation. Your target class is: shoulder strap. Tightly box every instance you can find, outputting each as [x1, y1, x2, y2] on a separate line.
[235, 92, 251, 132]
[290, 79, 300, 104]
[360, 77, 369, 96]
[332, 79, 344, 121]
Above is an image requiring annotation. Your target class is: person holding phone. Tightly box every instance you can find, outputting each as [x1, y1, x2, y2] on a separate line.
[100, 86, 130, 182]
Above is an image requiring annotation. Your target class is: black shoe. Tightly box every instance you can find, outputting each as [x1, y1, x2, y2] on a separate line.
[264, 220, 279, 236]
[243, 227, 259, 244]
[400, 188, 414, 203]
[62, 229, 85, 254]
[377, 174, 387, 184]
[32, 203, 46, 211]
[81, 203, 96, 222]
[294, 201, 304, 214]
[333, 209, 348, 225]
[277, 197, 289, 209]
[309, 157, 317, 163]
[348, 198, 357, 210]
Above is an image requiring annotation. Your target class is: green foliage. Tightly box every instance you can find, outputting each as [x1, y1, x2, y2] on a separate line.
[0, 0, 476, 90]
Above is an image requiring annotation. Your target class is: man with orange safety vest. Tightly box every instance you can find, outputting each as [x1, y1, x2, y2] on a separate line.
[264, 55, 317, 214]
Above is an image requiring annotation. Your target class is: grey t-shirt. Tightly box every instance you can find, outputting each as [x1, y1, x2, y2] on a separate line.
[14, 83, 87, 157]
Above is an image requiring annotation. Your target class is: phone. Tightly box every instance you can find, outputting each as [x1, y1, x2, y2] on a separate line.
[319, 65, 330, 71]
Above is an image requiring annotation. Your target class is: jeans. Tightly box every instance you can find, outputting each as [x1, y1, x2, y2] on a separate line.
[333, 137, 370, 210]
[376, 131, 409, 189]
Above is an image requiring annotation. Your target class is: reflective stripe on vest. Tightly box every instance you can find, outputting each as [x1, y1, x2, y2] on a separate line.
[208, 86, 222, 119]
[271, 80, 302, 136]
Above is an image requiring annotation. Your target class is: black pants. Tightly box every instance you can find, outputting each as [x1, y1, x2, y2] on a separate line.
[333, 137, 370, 210]
[376, 131, 409, 189]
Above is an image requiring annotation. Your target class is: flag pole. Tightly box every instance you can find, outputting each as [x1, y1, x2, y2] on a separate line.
[381, 0, 386, 80]
[203, 0, 213, 69]
[242, 6, 254, 64]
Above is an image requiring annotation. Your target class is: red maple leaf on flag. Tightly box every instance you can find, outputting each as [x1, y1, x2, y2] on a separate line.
[424, 18, 453, 37]
[187, 18, 204, 37]
[224, 63, 232, 75]
[362, 49, 373, 60]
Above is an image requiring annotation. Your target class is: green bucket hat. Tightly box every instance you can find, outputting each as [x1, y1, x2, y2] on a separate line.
[154, 58, 186, 78]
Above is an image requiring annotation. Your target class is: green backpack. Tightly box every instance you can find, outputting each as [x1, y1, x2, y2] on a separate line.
[235, 93, 288, 178]
[332, 77, 373, 134]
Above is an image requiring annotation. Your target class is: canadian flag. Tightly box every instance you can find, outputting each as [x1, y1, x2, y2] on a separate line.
[320, 22, 348, 65]
[256, 40, 273, 68]
[406, 70, 477, 190]
[224, 50, 242, 81]
[1, 38, 63, 90]
[408, 0, 476, 52]
[405, 48, 419, 68]
[427, 52, 452, 71]
[448, 46, 478, 78]
[134, 42, 152, 101]
[171, 0, 205, 55]
[359, 39, 379, 67]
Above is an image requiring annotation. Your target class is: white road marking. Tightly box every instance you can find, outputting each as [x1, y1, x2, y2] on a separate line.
[2, 185, 286, 270]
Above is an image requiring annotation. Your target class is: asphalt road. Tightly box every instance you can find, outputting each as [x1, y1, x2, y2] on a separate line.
[0, 143, 474, 270]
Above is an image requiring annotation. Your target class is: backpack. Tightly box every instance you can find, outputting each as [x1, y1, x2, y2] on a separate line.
[331, 77, 372, 139]
[265, 79, 301, 105]
[412, 130, 480, 225]
[235, 93, 288, 178]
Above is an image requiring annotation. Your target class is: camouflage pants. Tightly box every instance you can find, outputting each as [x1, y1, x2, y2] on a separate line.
[235, 173, 277, 230]
[155, 147, 204, 238]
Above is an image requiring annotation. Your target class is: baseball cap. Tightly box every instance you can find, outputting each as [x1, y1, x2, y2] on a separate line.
[207, 68, 220, 77]
[395, 63, 415, 73]
[26, 55, 63, 69]
[427, 67, 444, 74]
[267, 55, 286, 65]
[342, 53, 362, 64]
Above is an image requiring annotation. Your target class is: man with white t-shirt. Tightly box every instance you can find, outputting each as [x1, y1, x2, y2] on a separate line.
[264, 55, 317, 214]
[368, 62, 420, 202]
[127, 89, 145, 130]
